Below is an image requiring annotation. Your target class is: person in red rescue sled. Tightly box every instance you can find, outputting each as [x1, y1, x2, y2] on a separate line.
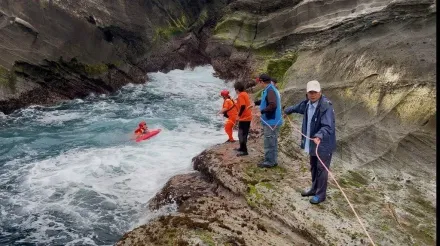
[134, 121, 149, 136]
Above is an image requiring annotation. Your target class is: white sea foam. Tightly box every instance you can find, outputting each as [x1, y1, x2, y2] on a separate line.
[0, 65, 237, 245]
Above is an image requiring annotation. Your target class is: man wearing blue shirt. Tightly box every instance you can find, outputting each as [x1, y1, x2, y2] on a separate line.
[283, 80, 336, 204]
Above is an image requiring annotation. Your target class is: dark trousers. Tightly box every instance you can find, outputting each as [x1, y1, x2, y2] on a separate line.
[309, 153, 332, 201]
[238, 121, 251, 153]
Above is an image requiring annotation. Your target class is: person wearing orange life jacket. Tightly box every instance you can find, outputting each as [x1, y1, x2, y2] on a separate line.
[219, 90, 238, 143]
[134, 121, 149, 136]
[234, 81, 252, 156]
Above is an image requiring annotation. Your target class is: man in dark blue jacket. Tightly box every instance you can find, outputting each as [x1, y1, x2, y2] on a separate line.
[283, 80, 336, 204]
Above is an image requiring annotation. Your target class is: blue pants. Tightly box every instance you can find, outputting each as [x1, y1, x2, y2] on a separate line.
[309, 154, 332, 201]
[263, 124, 279, 165]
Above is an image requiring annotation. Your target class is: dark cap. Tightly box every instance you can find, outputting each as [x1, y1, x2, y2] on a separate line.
[259, 73, 271, 82]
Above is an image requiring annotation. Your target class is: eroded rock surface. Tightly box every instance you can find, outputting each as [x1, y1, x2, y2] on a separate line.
[1, 0, 435, 245]
[116, 0, 435, 245]
[0, 0, 227, 113]
[117, 106, 435, 245]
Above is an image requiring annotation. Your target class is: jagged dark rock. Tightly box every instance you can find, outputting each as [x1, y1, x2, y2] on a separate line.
[116, 0, 436, 245]
[0, 0, 435, 245]
[0, 0, 228, 114]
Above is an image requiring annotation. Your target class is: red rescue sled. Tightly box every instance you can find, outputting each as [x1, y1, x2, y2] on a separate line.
[135, 129, 162, 142]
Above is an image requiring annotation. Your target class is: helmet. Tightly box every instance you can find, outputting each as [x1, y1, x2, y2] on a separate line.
[220, 90, 229, 97]
[139, 121, 146, 127]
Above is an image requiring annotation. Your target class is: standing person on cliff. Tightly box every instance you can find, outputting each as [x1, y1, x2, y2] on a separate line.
[255, 74, 283, 168]
[219, 89, 238, 143]
[234, 81, 252, 157]
[283, 80, 336, 204]
[254, 76, 279, 106]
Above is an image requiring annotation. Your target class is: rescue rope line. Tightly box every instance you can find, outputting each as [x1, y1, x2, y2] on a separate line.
[226, 91, 374, 245]
[259, 116, 281, 131]
[280, 116, 376, 246]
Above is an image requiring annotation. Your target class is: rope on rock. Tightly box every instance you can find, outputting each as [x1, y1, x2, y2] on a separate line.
[282, 116, 376, 246]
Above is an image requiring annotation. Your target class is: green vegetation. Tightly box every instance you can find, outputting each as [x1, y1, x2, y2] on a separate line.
[84, 63, 109, 76]
[246, 184, 264, 208]
[245, 179, 279, 208]
[58, 58, 113, 77]
[259, 181, 275, 190]
[195, 230, 215, 246]
[245, 165, 286, 182]
[153, 12, 195, 42]
[252, 51, 299, 101]
[214, 12, 252, 36]
[266, 52, 298, 89]
[254, 47, 277, 57]
[214, 11, 259, 49]
[338, 170, 369, 188]
[0, 66, 17, 91]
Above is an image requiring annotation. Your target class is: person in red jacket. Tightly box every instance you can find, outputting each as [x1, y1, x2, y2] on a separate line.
[134, 121, 149, 136]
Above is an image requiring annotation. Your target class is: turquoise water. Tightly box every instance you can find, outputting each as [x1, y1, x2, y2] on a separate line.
[0, 66, 236, 245]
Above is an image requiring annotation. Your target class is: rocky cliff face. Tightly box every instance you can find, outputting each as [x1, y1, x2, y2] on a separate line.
[116, 0, 436, 245]
[208, 0, 436, 230]
[117, 109, 435, 246]
[1, 0, 435, 245]
[0, 0, 227, 114]
[207, 0, 436, 82]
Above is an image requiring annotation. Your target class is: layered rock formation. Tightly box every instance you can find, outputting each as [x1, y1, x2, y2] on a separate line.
[117, 108, 435, 245]
[0, 0, 227, 114]
[0, 0, 435, 245]
[118, 0, 436, 245]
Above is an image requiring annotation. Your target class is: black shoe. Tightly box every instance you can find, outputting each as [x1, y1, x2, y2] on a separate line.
[236, 152, 248, 157]
[257, 162, 276, 168]
[225, 139, 236, 143]
[301, 189, 316, 197]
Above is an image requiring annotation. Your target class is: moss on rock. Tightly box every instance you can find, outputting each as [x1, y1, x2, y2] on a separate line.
[266, 52, 298, 89]
[251, 51, 299, 101]
[195, 229, 216, 246]
[153, 14, 191, 42]
[84, 63, 109, 76]
[0, 66, 17, 91]
[338, 170, 369, 188]
[214, 11, 257, 49]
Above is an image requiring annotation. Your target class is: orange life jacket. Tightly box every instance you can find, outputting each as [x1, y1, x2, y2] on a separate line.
[134, 127, 147, 134]
[222, 98, 238, 120]
[237, 91, 252, 121]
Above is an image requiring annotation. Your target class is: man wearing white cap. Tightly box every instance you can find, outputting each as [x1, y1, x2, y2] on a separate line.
[283, 80, 336, 204]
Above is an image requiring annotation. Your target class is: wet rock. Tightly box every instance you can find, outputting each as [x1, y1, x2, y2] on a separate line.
[86, 15, 97, 25]
[149, 173, 217, 210]
[0, 0, 227, 113]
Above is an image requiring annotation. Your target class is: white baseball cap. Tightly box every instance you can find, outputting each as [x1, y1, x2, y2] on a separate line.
[306, 80, 321, 92]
